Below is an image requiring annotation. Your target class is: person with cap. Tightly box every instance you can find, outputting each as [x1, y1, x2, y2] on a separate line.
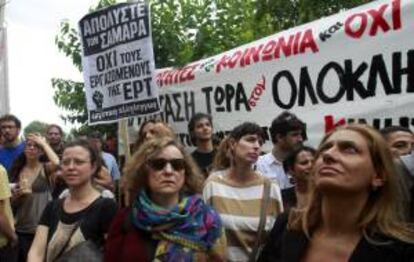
[256, 111, 306, 190]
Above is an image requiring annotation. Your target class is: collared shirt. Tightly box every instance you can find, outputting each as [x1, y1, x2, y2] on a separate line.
[256, 152, 293, 189]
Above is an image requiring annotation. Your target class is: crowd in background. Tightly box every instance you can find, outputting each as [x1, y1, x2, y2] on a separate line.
[0, 111, 412, 262]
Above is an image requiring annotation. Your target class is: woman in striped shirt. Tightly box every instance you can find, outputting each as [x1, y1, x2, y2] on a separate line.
[203, 122, 283, 262]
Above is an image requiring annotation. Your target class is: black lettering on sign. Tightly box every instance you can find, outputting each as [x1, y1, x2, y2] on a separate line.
[316, 62, 345, 104]
[271, 50, 414, 110]
[272, 70, 297, 109]
[158, 91, 195, 123]
[123, 77, 152, 100]
[201, 83, 250, 113]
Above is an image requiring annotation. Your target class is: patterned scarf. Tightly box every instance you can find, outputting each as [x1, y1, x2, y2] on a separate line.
[130, 191, 222, 261]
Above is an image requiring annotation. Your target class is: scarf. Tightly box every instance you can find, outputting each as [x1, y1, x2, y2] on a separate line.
[130, 191, 222, 261]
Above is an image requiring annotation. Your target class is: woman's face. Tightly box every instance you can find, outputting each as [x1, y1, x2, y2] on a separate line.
[313, 130, 383, 194]
[292, 150, 314, 177]
[147, 145, 186, 198]
[24, 140, 41, 160]
[61, 146, 96, 187]
[232, 134, 262, 164]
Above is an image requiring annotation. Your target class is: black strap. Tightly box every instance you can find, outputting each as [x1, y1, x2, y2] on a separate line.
[55, 221, 81, 259]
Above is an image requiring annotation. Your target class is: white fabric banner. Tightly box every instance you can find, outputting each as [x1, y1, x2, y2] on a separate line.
[127, 0, 413, 150]
[0, 27, 9, 116]
[79, 1, 160, 125]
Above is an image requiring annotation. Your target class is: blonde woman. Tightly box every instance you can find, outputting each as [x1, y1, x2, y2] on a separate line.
[258, 124, 414, 261]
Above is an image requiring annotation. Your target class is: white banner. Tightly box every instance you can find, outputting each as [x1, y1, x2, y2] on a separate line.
[79, 1, 160, 125]
[127, 0, 413, 150]
[0, 27, 9, 116]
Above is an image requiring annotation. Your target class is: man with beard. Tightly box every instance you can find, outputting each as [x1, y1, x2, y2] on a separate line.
[188, 113, 216, 177]
[0, 114, 25, 174]
[45, 124, 65, 158]
[256, 111, 306, 189]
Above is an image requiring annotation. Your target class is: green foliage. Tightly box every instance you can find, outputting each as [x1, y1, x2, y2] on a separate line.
[52, 0, 373, 130]
[23, 121, 49, 137]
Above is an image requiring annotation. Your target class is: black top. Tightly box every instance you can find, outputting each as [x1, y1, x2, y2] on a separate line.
[281, 187, 296, 211]
[258, 213, 414, 262]
[191, 149, 216, 176]
[39, 197, 118, 245]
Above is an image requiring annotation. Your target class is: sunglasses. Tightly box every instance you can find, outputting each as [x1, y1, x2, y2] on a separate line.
[147, 158, 186, 171]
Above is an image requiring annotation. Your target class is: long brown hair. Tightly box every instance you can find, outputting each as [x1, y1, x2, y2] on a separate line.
[290, 124, 414, 244]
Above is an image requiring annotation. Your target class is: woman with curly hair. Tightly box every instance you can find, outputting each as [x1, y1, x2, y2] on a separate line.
[105, 137, 226, 261]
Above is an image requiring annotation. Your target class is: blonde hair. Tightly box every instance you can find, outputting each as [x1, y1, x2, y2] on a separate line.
[133, 120, 176, 153]
[290, 124, 414, 244]
[124, 137, 204, 205]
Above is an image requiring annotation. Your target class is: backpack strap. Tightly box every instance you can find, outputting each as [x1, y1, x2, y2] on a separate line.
[249, 178, 271, 262]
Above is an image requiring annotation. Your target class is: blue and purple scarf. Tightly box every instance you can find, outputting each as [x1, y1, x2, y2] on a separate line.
[130, 191, 222, 261]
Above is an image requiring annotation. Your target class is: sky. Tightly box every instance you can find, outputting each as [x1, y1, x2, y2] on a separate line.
[5, 0, 108, 131]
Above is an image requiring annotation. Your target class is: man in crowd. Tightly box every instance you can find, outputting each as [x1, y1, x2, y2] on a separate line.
[380, 125, 414, 222]
[188, 113, 216, 176]
[0, 114, 25, 174]
[256, 111, 306, 189]
[45, 124, 65, 158]
[380, 126, 413, 157]
[0, 164, 17, 260]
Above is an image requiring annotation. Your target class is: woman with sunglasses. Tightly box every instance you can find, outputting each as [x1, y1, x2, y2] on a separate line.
[204, 122, 284, 262]
[28, 139, 117, 262]
[258, 124, 414, 262]
[9, 133, 59, 262]
[105, 137, 226, 261]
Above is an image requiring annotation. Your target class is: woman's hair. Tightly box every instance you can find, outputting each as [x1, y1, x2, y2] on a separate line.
[63, 139, 103, 178]
[46, 124, 64, 136]
[9, 141, 44, 182]
[212, 122, 264, 170]
[124, 137, 204, 204]
[290, 124, 414, 244]
[212, 136, 232, 171]
[283, 145, 316, 174]
[133, 119, 176, 152]
[9, 153, 27, 183]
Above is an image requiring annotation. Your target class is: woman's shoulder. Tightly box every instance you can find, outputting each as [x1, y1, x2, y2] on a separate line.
[357, 234, 414, 261]
[207, 169, 227, 181]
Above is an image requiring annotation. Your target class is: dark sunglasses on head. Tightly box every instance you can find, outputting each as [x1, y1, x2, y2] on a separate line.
[147, 158, 186, 171]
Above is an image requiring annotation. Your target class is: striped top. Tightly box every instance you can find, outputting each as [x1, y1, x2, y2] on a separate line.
[203, 169, 283, 262]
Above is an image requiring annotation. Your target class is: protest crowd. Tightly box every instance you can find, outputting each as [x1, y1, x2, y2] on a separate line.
[0, 111, 412, 262]
[0, 0, 413, 261]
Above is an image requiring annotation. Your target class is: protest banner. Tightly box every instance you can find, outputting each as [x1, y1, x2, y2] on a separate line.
[0, 27, 9, 115]
[79, 1, 160, 125]
[126, 0, 413, 151]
